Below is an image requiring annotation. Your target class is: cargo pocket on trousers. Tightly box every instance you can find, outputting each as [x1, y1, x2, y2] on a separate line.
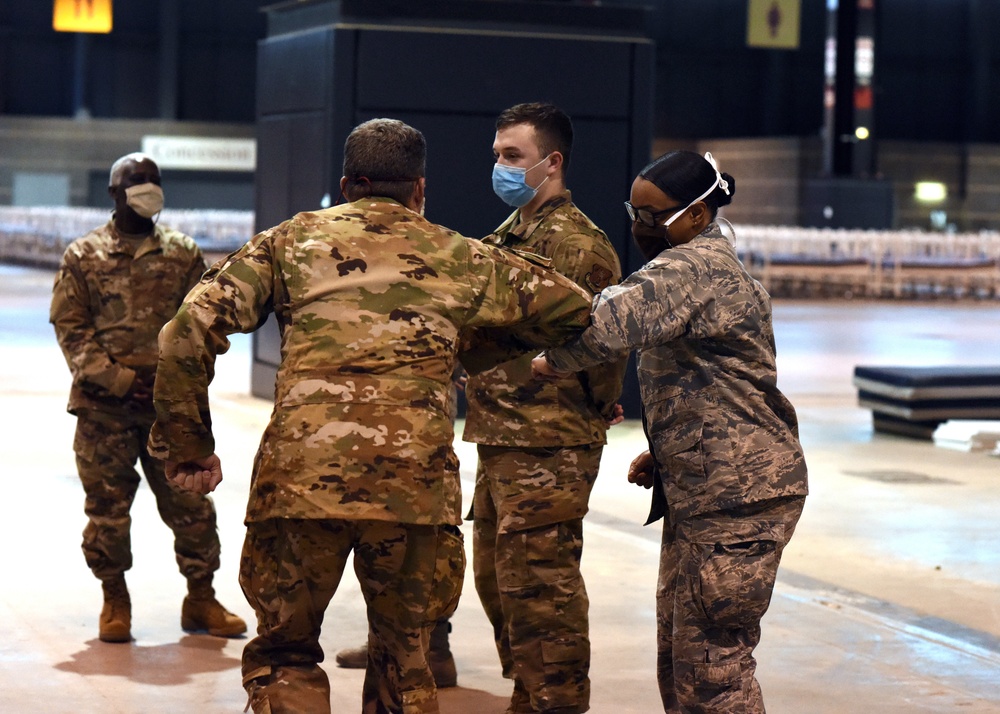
[497, 484, 588, 589]
[541, 636, 586, 667]
[693, 659, 742, 690]
[240, 521, 282, 632]
[73, 419, 99, 464]
[496, 483, 589, 534]
[690, 517, 784, 630]
[426, 525, 465, 623]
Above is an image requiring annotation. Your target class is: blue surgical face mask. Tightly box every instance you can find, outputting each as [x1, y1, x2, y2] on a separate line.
[492, 155, 551, 208]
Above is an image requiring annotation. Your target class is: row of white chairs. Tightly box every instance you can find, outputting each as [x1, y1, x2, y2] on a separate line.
[0, 206, 254, 266]
[734, 225, 1000, 299]
[2, 208, 998, 300]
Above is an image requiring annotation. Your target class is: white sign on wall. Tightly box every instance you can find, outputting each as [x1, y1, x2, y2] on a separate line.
[141, 135, 257, 172]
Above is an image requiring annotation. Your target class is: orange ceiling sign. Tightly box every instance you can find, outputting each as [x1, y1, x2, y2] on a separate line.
[53, 0, 113, 34]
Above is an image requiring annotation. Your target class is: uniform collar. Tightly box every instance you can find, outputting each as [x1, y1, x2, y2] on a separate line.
[346, 196, 411, 211]
[491, 189, 573, 246]
[109, 217, 161, 258]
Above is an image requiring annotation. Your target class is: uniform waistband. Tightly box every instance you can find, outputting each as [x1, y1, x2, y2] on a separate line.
[277, 371, 452, 414]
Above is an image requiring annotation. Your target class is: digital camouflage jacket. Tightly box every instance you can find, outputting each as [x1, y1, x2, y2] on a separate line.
[545, 223, 808, 525]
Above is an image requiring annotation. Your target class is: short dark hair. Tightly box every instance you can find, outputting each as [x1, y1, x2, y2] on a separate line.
[496, 102, 574, 176]
[342, 118, 426, 204]
[640, 150, 736, 218]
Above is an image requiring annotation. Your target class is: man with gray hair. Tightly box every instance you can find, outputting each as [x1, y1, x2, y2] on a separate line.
[148, 119, 596, 714]
[51, 152, 246, 644]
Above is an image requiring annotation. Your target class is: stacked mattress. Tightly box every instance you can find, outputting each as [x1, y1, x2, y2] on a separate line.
[853, 365, 1000, 439]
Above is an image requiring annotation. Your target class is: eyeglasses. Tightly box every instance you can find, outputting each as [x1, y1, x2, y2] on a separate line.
[624, 201, 685, 228]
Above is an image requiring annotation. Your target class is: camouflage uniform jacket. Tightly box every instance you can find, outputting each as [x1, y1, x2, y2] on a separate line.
[148, 198, 593, 526]
[545, 224, 809, 525]
[50, 220, 207, 417]
[463, 190, 626, 448]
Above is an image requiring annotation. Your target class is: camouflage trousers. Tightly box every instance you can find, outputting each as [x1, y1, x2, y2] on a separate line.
[656, 496, 805, 713]
[73, 410, 220, 582]
[471, 444, 602, 714]
[240, 518, 464, 714]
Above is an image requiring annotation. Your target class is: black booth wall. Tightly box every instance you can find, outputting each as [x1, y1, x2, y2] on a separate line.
[250, 0, 655, 417]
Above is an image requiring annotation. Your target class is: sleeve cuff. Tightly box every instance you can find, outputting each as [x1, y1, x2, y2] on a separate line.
[109, 367, 137, 398]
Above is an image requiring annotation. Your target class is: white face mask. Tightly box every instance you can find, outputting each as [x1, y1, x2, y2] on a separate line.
[125, 183, 164, 219]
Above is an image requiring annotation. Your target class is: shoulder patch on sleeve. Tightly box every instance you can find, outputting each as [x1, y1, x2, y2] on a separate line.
[585, 263, 613, 291]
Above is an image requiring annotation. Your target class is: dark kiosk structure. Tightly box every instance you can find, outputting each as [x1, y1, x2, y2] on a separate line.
[251, 0, 655, 415]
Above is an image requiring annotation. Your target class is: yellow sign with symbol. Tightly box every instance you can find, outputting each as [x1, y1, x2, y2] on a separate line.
[747, 0, 800, 50]
[53, 0, 113, 34]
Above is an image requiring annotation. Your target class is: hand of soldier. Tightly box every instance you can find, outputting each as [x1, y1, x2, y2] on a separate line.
[605, 403, 624, 427]
[166, 453, 223, 494]
[627, 450, 656, 489]
[530, 353, 568, 381]
[127, 372, 154, 404]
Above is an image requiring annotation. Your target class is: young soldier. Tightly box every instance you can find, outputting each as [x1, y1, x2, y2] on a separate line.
[464, 103, 627, 714]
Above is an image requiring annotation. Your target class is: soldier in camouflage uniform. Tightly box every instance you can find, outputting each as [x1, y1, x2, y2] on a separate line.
[463, 103, 626, 714]
[146, 119, 595, 714]
[50, 153, 246, 644]
[534, 150, 808, 713]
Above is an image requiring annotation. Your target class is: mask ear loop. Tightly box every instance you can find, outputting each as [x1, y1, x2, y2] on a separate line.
[151, 186, 163, 228]
[704, 152, 731, 197]
[338, 175, 372, 204]
[703, 152, 734, 245]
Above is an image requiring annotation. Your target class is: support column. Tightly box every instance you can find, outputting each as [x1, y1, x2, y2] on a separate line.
[806, 0, 890, 229]
[72, 33, 91, 119]
[965, 0, 991, 142]
[158, 0, 180, 119]
[823, 0, 877, 178]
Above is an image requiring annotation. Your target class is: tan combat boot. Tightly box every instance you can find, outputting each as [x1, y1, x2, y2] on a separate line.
[505, 679, 535, 714]
[337, 623, 457, 688]
[427, 619, 457, 689]
[181, 578, 247, 637]
[334, 642, 368, 668]
[99, 575, 131, 643]
[505, 679, 587, 714]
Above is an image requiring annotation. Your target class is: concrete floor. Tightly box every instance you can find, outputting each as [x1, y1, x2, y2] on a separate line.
[1, 263, 998, 713]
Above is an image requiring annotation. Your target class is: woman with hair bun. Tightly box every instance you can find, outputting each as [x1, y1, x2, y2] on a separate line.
[533, 150, 808, 713]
